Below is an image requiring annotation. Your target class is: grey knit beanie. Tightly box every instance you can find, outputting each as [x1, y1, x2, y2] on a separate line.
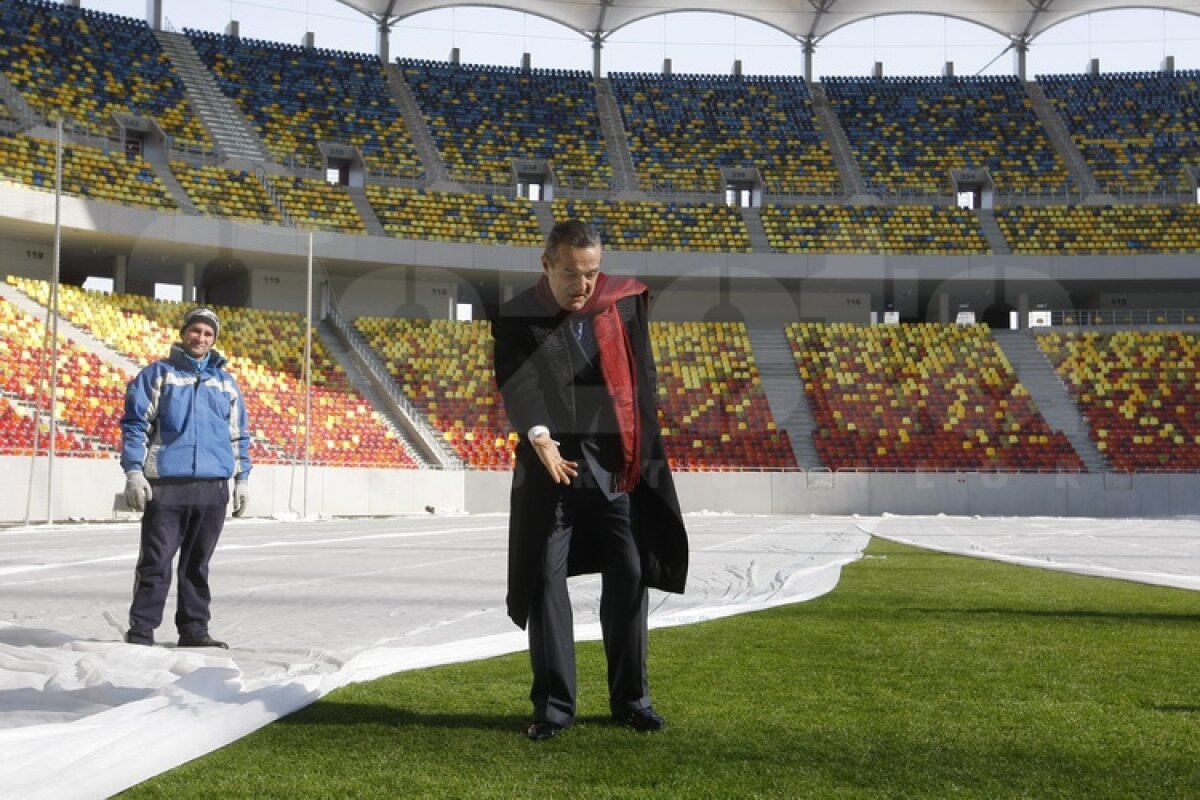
[180, 307, 220, 340]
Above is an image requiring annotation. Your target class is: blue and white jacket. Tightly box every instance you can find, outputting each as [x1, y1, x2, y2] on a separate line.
[120, 344, 252, 481]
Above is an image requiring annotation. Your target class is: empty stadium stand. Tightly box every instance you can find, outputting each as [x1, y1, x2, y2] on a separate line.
[1038, 330, 1200, 472]
[0, 131, 177, 209]
[172, 161, 281, 223]
[366, 185, 542, 245]
[608, 72, 841, 195]
[1038, 70, 1200, 194]
[651, 321, 796, 470]
[761, 203, 990, 254]
[822, 75, 1070, 196]
[354, 316, 512, 468]
[995, 204, 1200, 254]
[399, 59, 611, 190]
[186, 29, 421, 174]
[551, 198, 752, 252]
[355, 315, 796, 471]
[3, 0, 1199, 489]
[7, 277, 417, 467]
[789, 322, 1084, 472]
[0, 0, 208, 149]
[0, 294, 123, 456]
[268, 174, 366, 233]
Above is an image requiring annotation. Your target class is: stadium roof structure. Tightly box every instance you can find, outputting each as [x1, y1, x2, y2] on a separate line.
[334, 1, 1200, 47]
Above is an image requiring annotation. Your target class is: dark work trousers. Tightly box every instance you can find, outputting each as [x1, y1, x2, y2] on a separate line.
[527, 481, 650, 727]
[128, 479, 229, 640]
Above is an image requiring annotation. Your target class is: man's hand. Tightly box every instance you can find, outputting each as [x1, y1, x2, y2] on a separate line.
[232, 481, 249, 517]
[532, 433, 577, 485]
[124, 471, 152, 511]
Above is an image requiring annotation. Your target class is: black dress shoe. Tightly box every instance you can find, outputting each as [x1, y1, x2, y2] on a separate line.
[613, 706, 665, 732]
[177, 633, 229, 649]
[124, 630, 153, 646]
[526, 721, 564, 741]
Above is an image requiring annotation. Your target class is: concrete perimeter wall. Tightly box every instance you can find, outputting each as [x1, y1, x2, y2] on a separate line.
[4, 456, 1200, 523]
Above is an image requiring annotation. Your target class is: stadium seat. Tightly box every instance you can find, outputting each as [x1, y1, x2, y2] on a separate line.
[608, 72, 840, 195]
[790, 321, 1083, 472]
[1038, 330, 1200, 472]
[0, 0, 210, 149]
[822, 75, 1069, 195]
[399, 59, 610, 190]
[1038, 70, 1200, 193]
[187, 29, 421, 174]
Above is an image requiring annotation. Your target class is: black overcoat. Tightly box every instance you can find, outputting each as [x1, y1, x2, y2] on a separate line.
[492, 285, 689, 629]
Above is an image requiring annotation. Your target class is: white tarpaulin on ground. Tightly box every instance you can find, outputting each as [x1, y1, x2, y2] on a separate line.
[859, 514, 1200, 592]
[0, 512, 870, 799]
[5, 512, 1200, 798]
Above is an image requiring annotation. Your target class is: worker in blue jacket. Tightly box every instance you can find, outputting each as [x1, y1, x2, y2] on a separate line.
[120, 307, 252, 648]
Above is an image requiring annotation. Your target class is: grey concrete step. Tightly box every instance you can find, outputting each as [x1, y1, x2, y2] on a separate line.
[383, 62, 450, 187]
[740, 206, 770, 252]
[746, 324, 822, 469]
[316, 319, 428, 467]
[975, 207, 1010, 255]
[1025, 81, 1099, 195]
[808, 83, 861, 197]
[155, 30, 271, 163]
[346, 186, 386, 236]
[594, 78, 640, 195]
[992, 329, 1109, 472]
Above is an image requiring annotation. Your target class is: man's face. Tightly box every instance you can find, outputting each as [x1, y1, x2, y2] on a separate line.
[180, 322, 216, 359]
[542, 243, 602, 313]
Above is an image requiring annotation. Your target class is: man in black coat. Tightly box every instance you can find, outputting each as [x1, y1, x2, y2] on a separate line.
[493, 220, 689, 742]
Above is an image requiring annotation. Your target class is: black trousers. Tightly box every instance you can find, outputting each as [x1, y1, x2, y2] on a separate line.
[527, 483, 650, 727]
[128, 479, 229, 640]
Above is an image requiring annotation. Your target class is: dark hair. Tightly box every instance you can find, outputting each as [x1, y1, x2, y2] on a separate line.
[543, 219, 602, 263]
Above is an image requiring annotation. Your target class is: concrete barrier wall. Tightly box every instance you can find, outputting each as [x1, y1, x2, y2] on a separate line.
[0, 457, 463, 523]
[3, 456, 1199, 523]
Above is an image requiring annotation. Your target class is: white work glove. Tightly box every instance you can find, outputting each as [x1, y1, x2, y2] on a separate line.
[124, 471, 152, 511]
[232, 480, 249, 517]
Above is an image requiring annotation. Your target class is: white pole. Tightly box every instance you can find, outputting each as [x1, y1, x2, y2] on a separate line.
[304, 231, 313, 519]
[45, 118, 64, 523]
[23, 121, 63, 525]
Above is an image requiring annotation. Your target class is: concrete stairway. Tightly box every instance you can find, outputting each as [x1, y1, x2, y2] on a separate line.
[594, 78, 641, 195]
[975, 207, 1010, 255]
[346, 186, 386, 236]
[739, 207, 770, 252]
[1025, 81, 1100, 196]
[144, 152, 199, 214]
[992, 329, 1108, 473]
[382, 62, 451, 187]
[155, 30, 271, 163]
[315, 319, 429, 466]
[808, 83, 866, 197]
[746, 324, 822, 468]
[531, 201, 555, 239]
[0, 281, 140, 375]
[319, 308, 462, 468]
[0, 71, 38, 130]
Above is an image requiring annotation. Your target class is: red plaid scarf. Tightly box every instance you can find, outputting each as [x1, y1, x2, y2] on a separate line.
[536, 272, 647, 492]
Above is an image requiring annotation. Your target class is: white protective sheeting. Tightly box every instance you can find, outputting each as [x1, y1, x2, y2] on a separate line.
[859, 514, 1200, 592]
[0, 512, 870, 799]
[5, 512, 1200, 798]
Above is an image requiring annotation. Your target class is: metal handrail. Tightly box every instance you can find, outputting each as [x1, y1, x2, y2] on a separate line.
[324, 305, 463, 469]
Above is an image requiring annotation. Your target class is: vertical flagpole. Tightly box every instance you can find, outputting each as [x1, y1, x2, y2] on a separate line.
[304, 231, 313, 519]
[24, 120, 64, 524]
[45, 118, 64, 523]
